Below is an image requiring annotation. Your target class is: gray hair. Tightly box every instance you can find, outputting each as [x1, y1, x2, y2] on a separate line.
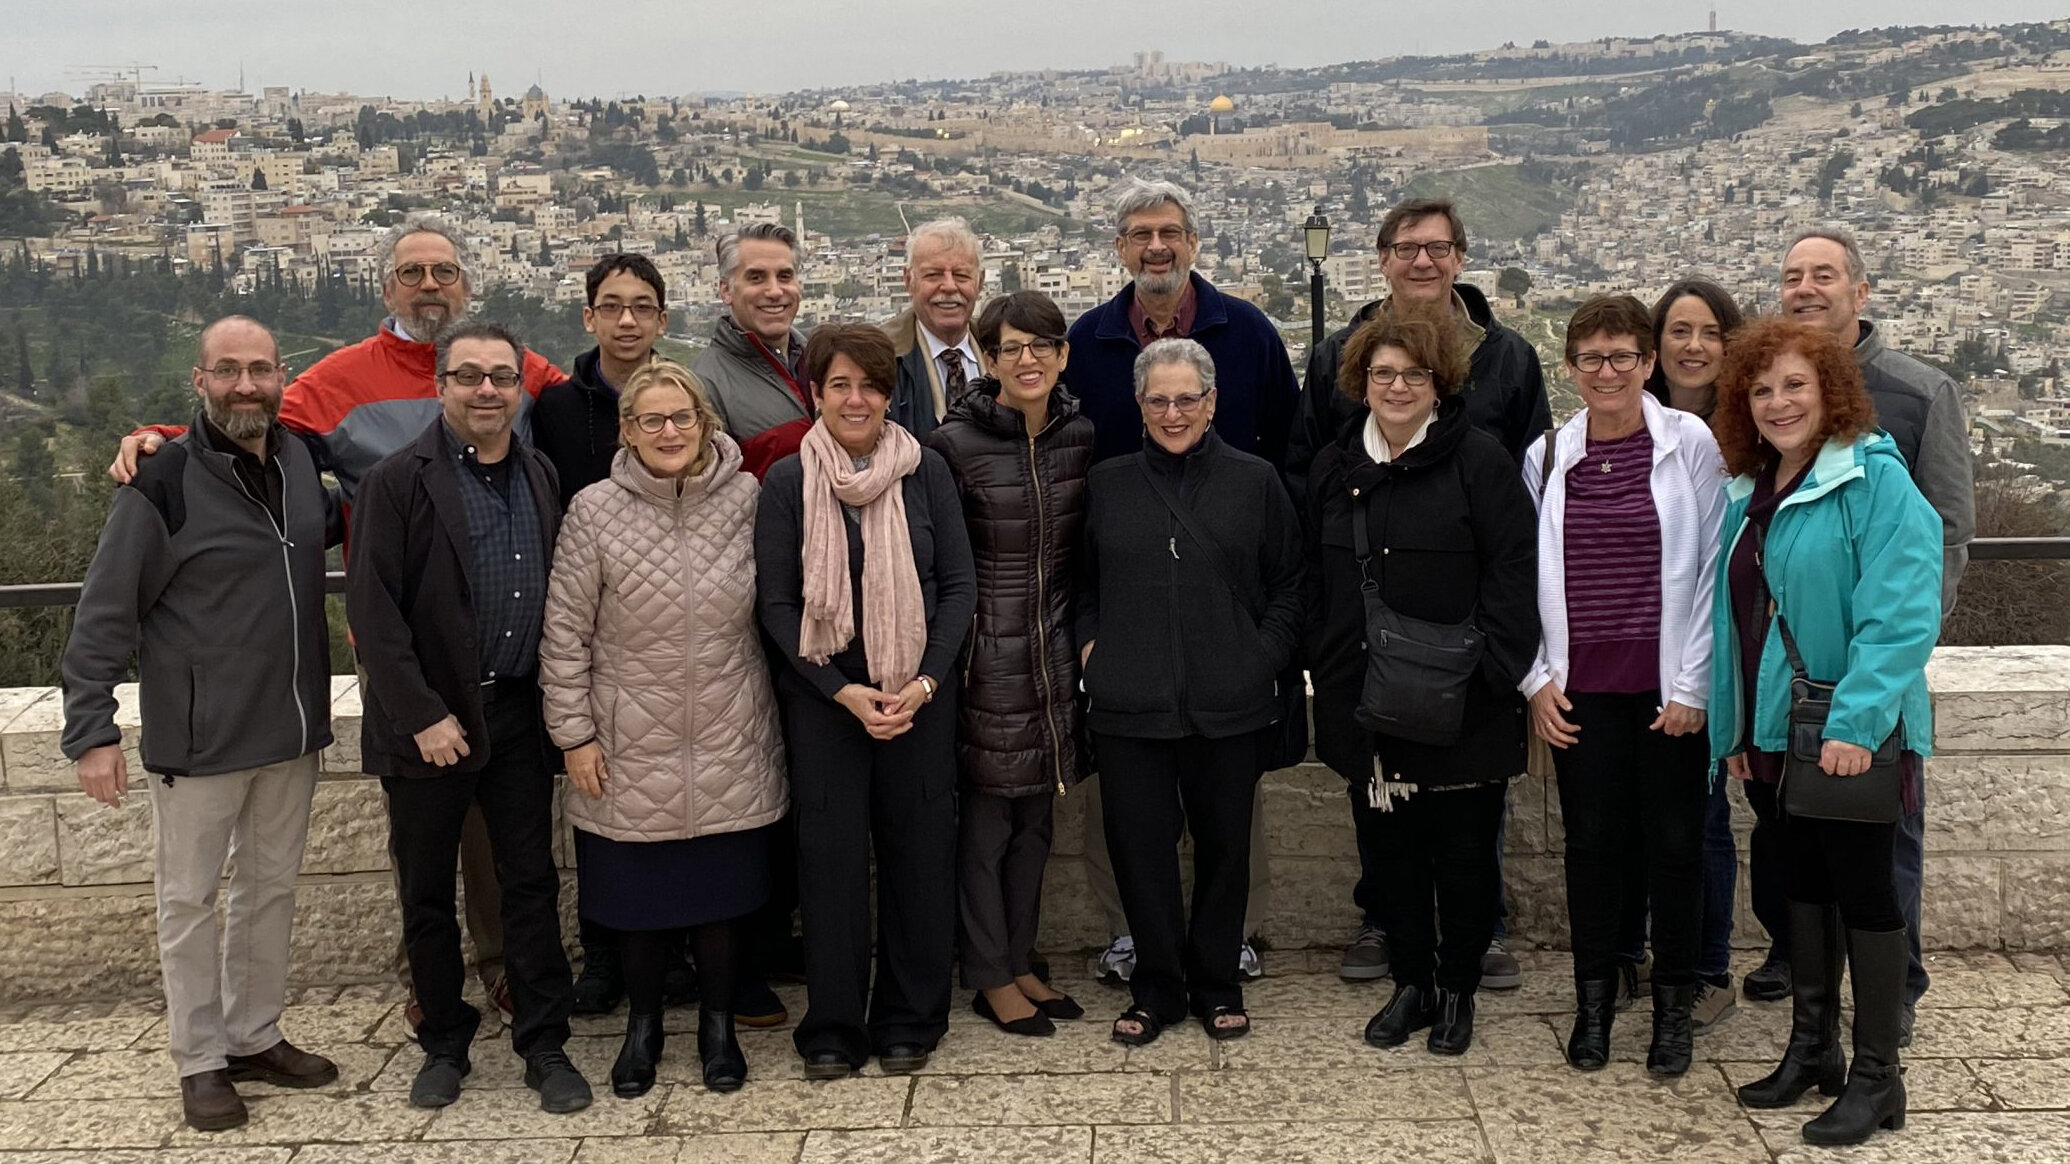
[907, 216, 981, 265]
[716, 222, 804, 285]
[1132, 337, 1217, 397]
[1785, 226, 1868, 284]
[376, 213, 474, 290]
[1111, 177, 1198, 237]
[434, 319, 526, 380]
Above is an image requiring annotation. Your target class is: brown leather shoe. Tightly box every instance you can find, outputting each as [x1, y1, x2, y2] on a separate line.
[404, 998, 426, 1044]
[180, 1069, 249, 1131]
[488, 974, 515, 1026]
[226, 1039, 339, 1088]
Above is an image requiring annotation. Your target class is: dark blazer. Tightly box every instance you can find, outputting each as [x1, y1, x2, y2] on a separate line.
[1303, 397, 1539, 788]
[346, 418, 563, 778]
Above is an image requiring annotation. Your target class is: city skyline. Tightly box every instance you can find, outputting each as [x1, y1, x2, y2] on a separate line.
[7, 0, 2070, 103]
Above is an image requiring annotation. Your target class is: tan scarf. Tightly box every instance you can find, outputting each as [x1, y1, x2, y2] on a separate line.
[796, 418, 928, 690]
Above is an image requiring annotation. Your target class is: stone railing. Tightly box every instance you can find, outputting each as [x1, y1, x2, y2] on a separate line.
[1, 645, 2065, 1002]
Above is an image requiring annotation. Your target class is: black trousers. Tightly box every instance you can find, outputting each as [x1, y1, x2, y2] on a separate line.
[1553, 690, 1709, 987]
[1371, 780, 1507, 994]
[383, 688, 573, 1060]
[779, 672, 958, 1066]
[1093, 730, 1263, 1022]
[1786, 814, 1904, 932]
[1743, 777, 1791, 958]
[958, 788, 1055, 990]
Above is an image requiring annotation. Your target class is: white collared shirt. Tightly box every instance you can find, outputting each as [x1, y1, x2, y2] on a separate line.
[918, 323, 982, 418]
[1364, 411, 1435, 464]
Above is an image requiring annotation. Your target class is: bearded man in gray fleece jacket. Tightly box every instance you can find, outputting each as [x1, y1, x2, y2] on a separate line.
[1780, 226, 1977, 1048]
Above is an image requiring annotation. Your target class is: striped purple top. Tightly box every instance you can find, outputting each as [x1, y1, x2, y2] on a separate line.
[1563, 427, 1662, 694]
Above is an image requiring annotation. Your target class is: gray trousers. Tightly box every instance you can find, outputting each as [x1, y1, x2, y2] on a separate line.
[958, 789, 1056, 989]
[150, 754, 319, 1078]
[1081, 771, 1269, 942]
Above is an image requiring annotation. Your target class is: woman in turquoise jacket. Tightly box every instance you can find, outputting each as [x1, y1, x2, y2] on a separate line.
[1707, 317, 1941, 1148]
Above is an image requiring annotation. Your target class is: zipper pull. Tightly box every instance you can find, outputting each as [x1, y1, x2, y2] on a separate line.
[1056, 779, 1066, 798]
[1168, 536, 1179, 559]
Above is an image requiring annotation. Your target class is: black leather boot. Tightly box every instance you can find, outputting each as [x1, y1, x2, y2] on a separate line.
[1565, 977, 1618, 1071]
[1426, 988, 1475, 1056]
[698, 1009, 747, 1093]
[1803, 928, 1908, 1146]
[1739, 902, 1846, 1108]
[610, 1010, 664, 1098]
[1363, 982, 1436, 1048]
[1646, 982, 1697, 1076]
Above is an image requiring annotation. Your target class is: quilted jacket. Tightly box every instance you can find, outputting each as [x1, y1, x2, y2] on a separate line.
[540, 432, 788, 842]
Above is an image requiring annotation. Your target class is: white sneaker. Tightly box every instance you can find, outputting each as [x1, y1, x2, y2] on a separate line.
[1238, 942, 1264, 980]
[1097, 935, 1136, 985]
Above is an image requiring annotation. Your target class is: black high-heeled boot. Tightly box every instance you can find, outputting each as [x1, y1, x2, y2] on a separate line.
[611, 1011, 664, 1098]
[1565, 977, 1618, 1070]
[1739, 902, 1846, 1108]
[1646, 982, 1697, 1076]
[698, 1008, 747, 1093]
[1802, 928, 1908, 1146]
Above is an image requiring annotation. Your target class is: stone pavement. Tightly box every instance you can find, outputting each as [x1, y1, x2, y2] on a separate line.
[1, 949, 2067, 1163]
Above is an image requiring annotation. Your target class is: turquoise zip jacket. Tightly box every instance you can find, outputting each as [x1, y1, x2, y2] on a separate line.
[1708, 432, 1942, 769]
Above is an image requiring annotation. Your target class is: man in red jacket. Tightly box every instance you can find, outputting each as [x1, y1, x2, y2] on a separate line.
[108, 214, 566, 1034]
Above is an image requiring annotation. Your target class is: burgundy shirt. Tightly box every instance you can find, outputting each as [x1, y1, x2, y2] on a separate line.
[1128, 283, 1198, 347]
[1728, 462, 1810, 784]
[1563, 428, 1662, 694]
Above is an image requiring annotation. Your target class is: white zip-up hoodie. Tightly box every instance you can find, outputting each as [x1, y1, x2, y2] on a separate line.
[1520, 392, 1727, 708]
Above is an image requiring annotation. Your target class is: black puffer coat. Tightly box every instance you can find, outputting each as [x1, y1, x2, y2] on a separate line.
[926, 380, 1095, 796]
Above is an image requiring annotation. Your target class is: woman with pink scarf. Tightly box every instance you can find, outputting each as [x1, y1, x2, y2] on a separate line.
[753, 325, 977, 1081]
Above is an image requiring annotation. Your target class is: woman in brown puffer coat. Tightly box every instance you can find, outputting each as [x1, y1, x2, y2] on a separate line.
[540, 360, 786, 1098]
[925, 292, 1094, 1037]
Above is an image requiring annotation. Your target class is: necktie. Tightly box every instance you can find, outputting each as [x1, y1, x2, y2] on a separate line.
[941, 348, 967, 408]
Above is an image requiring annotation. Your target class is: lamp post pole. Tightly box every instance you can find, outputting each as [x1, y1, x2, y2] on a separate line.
[1303, 207, 1331, 349]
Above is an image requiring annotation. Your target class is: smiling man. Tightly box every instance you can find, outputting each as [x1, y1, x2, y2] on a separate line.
[532, 253, 670, 507]
[885, 217, 986, 442]
[697, 223, 812, 479]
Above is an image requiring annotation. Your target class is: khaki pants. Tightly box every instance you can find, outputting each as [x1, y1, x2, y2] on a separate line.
[1080, 770, 1270, 942]
[150, 755, 319, 1077]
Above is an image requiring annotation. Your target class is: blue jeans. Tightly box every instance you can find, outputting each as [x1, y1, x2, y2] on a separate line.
[1897, 781, 1928, 1005]
[1697, 773, 1736, 979]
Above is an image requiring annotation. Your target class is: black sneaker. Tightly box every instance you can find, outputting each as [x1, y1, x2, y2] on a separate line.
[409, 1052, 469, 1109]
[1742, 953, 1792, 1002]
[523, 1049, 594, 1114]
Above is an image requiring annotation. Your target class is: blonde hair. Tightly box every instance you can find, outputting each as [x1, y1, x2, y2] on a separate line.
[618, 359, 721, 475]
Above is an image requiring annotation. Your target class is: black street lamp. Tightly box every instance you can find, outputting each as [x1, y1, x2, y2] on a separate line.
[1304, 207, 1331, 348]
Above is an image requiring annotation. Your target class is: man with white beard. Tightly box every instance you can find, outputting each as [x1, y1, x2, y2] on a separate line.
[885, 216, 987, 443]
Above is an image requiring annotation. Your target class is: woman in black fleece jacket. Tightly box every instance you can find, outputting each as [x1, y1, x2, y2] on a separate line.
[1075, 338, 1304, 1046]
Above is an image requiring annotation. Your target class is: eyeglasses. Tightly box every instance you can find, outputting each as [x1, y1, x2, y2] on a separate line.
[593, 301, 661, 321]
[441, 368, 521, 388]
[394, 261, 463, 287]
[993, 338, 1059, 362]
[1366, 366, 1433, 388]
[1140, 391, 1210, 415]
[1123, 226, 1190, 247]
[196, 360, 284, 386]
[1572, 351, 1645, 374]
[1384, 240, 1457, 261]
[632, 409, 698, 434]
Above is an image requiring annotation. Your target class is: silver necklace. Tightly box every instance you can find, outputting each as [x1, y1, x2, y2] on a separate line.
[1590, 426, 1646, 473]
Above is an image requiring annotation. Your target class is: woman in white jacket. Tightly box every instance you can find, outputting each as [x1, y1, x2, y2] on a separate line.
[1522, 295, 1725, 1079]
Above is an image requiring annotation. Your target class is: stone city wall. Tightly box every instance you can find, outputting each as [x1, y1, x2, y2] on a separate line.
[1, 645, 2065, 1003]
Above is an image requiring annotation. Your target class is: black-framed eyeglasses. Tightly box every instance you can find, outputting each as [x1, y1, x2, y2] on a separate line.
[196, 360, 285, 386]
[1384, 240, 1457, 261]
[632, 409, 698, 434]
[992, 338, 1060, 362]
[442, 368, 521, 388]
[1572, 351, 1645, 373]
[1140, 391, 1210, 415]
[593, 301, 661, 321]
[394, 261, 463, 287]
[1123, 226, 1190, 247]
[1366, 365, 1433, 388]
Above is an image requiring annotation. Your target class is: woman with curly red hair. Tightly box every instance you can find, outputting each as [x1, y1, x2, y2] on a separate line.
[1708, 317, 1941, 1147]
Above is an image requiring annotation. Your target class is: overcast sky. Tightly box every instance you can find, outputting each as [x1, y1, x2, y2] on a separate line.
[6, 1, 2066, 102]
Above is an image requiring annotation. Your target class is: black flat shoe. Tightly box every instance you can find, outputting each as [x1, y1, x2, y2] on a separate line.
[697, 1009, 746, 1093]
[611, 1011, 664, 1099]
[802, 1051, 854, 1080]
[1036, 993, 1085, 1021]
[974, 992, 1055, 1037]
[1364, 983, 1437, 1049]
[878, 1043, 931, 1074]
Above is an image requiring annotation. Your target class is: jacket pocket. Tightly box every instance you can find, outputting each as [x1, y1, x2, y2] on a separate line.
[188, 664, 210, 760]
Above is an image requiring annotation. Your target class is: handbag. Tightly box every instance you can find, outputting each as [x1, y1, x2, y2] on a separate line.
[1750, 522, 1905, 824]
[1137, 462, 1310, 770]
[1348, 478, 1486, 747]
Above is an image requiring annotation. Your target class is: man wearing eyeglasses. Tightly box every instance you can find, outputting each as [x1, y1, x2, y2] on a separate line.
[347, 319, 592, 1114]
[532, 253, 669, 508]
[62, 317, 345, 1132]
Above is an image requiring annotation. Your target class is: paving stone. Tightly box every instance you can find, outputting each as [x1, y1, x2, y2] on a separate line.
[294, 1143, 581, 1164]
[0, 795, 59, 887]
[0, 1013, 159, 1053]
[422, 1084, 665, 1140]
[1216, 1015, 1564, 1070]
[1916, 969, 2070, 1009]
[164, 1092, 435, 1146]
[1906, 1006, 2070, 1060]
[1718, 1058, 1995, 1112]
[1469, 1063, 1771, 1162]
[801, 1124, 1094, 1164]
[0, 1050, 68, 1099]
[300, 779, 394, 875]
[1095, 1118, 1490, 1164]
[908, 1073, 1169, 1127]
[574, 1132, 805, 1163]
[32, 1042, 395, 1100]
[1751, 1109, 2070, 1162]
[0, 1097, 174, 1148]
[0, 893, 162, 999]
[55, 789, 155, 885]
[1969, 1058, 2070, 1109]
[0, 1151, 291, 1164]
[372, 1035, 620, 1094]
[1175, 1066, 1473, 1122]
[659, 1075, 911, 1134]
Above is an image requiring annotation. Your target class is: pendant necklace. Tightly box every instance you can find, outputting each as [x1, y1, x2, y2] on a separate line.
[1592, 427, 1645, 473]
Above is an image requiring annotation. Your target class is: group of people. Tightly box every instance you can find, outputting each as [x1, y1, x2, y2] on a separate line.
[58, 177, 1969, 1150]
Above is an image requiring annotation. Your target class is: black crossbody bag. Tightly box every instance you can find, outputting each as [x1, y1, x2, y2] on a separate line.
[1749, 521, 1905, 824]
[1137, 462, 1309, 770]
[1348, 476, 1486, 747]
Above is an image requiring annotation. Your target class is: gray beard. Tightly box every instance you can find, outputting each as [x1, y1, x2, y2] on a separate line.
[403, 307, 464, 343]
[206, 395, 279, 441]
[1136, 264, 1191, 298]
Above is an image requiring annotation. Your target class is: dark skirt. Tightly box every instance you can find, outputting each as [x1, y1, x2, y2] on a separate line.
[573, 823, 773, 931]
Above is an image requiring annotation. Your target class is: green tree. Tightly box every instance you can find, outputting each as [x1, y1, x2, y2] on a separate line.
[250, 167, 267, 191]
[1497, 266, 1533, 307]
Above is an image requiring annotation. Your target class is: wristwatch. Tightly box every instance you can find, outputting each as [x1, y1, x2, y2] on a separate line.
[916, 675, 938, 702]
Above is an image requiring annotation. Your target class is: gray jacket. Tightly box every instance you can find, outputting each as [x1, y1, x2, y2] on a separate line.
[694, 314, 809, 459]
[61, 418, 341, 777]
[1854, 319, 1976, 613]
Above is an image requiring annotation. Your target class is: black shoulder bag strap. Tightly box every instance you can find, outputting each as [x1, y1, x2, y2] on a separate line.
[1538, 424, 1559, 495]
[1137, 459, 1257, 614]
[1747, 518, 1813, 684]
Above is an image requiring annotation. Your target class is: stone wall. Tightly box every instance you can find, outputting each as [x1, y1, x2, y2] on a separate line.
[1, 645, 2065, 1002]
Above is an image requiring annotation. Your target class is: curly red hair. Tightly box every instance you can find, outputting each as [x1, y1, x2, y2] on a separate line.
[1712, 316, 1877, 478]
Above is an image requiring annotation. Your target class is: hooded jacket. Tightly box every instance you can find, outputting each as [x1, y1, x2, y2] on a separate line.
[695, 314, 812, 480]
[925, 380, 1095, 797]
[540, 433, 788, 842]
[1708, 432, 1942, 767]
